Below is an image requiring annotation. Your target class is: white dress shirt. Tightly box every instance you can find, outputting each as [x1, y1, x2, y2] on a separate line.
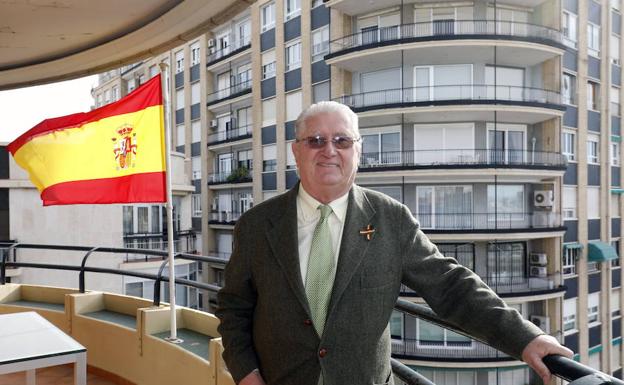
[297, 185, 349, 284]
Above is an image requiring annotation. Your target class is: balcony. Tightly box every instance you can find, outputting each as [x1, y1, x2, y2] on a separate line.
[208, 124, 253, 146]
[208, 167, 252, 185]
[401, 274, 563, 298]
[123, 230, 198, 261]
[359, 149, 567, 171]
[208, 250, 231, 260]
[327, 21, 564, 71]
[392, 337, 513, 362]
[207, 36, 251, 67]
[207, 79, 252, 106]
[415, 212, 562, 233]
[209, 211, 242, 225]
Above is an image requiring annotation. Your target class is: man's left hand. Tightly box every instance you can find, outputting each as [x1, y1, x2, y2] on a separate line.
[521, 334, 574, 384]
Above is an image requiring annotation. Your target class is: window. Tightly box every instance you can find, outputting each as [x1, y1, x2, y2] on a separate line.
[192, 156, 201, 180]
[588, 293, 600, 324]
[563, 186, 577, 220]
[612, 241, 621, 267]
[612, 86, 621, 116]
[263, 145, 277, 171]
[588, 187, 601, 219]
[262, 98, 276, 125]
[487, 242, 525, 285]
[613, 289, 622, 318]
[192, 120, 201, 143]
[562, 131, 576, 161]
[175, 50, 184, 73]
[588, 23, 601, 56]
[151, 206, 160, 233]
[286, 91, 302, 122]
[137, 207, 149, 233]
[285, 40, 301, 71]
[588, 81, 599, 110]
[123, 206, 134, 234]
[587, 137, 599, 164]
[190, 42, 200, 65]
[390, 311, 403, 339]
[285, 0, 301, 19]
[112, 86, 119, 102]
[311, 26, 329, 62]
[192, 194, 202, 217]
[238, 20, 251, 47]
[487, 185, 524, 217]
[612, 35, 621, 65]
[562, 11, 578, 48]
[149, 65, 159, 78]
[563, 299, 577, 332]
[127, 78, 136, 92]
[361, 128, 401, 165]
[418, 318, 471, 347]
[262, 50, 275, 80]
[261, 2, 275, 31]
[417, 186, 473, 229]
[562, 73, 576, 105]
[437, 243, 475, 270]
[366, 186, 402, 202]
[191, 82, 200, 105]
[176, 124, 185, 147]
[613, 142, 621, 166]
[238, 149, 253, 170]
[563, 245, 579, 276]
[104, 90, 111, 104]
[313, 81, 330, 103]
[613, 194, 621, 218]
[176, 89, 184, 109]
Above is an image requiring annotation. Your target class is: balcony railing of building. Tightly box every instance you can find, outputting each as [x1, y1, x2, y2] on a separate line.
[401, 273, 562, 297]
[359, 149, 567, 170]
[327, 20, 563, 58]
[208, 167, 252, 185]
[207, 124, 253, 145]
[414, 212, 562, 231]
[209, 211, 242, 225]
[335, 84, 562, 112]
[207, 78, 252, 106]
[0, 243, 620, 385]
[392, 336, 513, 361]
[123, 230, 198, 262]
[208, 251, 231, 260]
[207, 35, 252, 65]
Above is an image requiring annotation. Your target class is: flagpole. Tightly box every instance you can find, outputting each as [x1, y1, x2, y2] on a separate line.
[159, 62, 181, 343]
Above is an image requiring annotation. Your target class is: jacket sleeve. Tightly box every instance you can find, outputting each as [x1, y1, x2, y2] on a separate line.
[398, 205, 544, 359]
[215, 217, 260, 383]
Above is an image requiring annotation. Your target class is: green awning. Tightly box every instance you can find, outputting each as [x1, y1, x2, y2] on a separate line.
[588, 241, 619, 262]
[612, 189, 624, 194]
[564, 243, 583, 250]
[612, 135, 622, 143]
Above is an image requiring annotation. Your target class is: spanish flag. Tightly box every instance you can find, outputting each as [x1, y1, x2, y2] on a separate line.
[8, 74, 166, 206]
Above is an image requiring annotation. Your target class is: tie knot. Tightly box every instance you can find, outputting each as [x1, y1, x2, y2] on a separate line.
[318, 205, 332, 220]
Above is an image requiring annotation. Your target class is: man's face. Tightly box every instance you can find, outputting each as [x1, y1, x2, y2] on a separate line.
[292, 112, 361, 200]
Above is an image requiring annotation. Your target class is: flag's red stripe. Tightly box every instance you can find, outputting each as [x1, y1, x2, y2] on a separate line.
[8, 74, 163, 155]
[40, 172, 166, 206]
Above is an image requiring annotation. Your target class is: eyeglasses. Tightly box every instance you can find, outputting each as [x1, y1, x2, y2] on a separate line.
[295, 135, 361, 150]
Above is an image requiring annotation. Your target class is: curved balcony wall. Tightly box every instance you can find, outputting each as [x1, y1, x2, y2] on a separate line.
[327, 21, 564, 67]
[359, 149, 567, 171]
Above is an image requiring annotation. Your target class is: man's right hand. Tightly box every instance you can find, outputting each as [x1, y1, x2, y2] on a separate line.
[239, 370, 266, 385]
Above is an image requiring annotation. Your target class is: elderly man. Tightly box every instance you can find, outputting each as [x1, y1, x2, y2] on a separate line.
[216, 101, 572, 385]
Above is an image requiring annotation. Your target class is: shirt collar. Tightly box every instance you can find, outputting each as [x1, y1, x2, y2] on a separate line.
[298, 185, 349, 224]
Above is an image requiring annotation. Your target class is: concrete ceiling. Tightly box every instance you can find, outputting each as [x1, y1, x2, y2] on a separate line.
[0, 0, 254, 90]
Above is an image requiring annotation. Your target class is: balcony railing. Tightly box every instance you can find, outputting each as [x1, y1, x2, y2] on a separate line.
[209, 211, 242, 225]
[208, 251, 231, 260]
[391, 337, 512, 361]
[207, 78, 252, 105]
[207, 36, 251, 65]
[328, 20, 563, 56]
[208, 124, 253, 145]
[415, 212, 561, 231]
[359, 149, 567, 169]
[208, 168, 252, 185]
[0, 243, 620, 385]
[123, 231, 198, 261]
[335, 84, 562, 111]
[401, 274, 560, 297]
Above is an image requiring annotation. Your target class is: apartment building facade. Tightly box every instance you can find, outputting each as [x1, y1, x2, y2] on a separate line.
[88, 0, 624, 383]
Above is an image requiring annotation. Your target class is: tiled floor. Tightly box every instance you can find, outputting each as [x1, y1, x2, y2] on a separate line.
[0, 364, 116, 385]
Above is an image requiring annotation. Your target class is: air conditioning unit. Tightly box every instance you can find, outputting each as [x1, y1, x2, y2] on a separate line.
[529, 253, 547, 266]
[534, 190, 554, 208]
[529, 266, 547, 278]
[529, 315, 550, 334]
[208, 38, 215, 48]
[210, 119, 218, 128]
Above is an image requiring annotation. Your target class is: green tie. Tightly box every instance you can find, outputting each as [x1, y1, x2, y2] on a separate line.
[305, 204, 335, 337]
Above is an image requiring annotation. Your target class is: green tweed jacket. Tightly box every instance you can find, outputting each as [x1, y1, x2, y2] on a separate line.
[216, 184, 543, 385]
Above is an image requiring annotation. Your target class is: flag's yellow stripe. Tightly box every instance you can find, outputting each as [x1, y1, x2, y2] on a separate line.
[13, 105, 165, 192]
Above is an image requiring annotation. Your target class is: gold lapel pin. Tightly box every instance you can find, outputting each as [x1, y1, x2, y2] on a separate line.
[359, 224, 375, 241]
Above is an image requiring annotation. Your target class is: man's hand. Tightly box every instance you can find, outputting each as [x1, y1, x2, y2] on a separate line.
[239, 370, 266, 385]
[521, 334, 573, 384]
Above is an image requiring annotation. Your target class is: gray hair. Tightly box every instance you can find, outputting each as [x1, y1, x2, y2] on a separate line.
[295, 101, 359, 138]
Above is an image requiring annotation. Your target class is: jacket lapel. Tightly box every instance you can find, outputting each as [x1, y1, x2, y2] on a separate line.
[265, 185, 311, 315]
[326, 185, 376, 319]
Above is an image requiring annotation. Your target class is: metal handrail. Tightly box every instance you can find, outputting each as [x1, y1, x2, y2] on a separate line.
[207, 124, 253, 145]
[207, 36, 251, 64]
[329, 20, 563, 54]
[413, 212, 562, 230]
[334, 84, 562, 109]
[207, 78, 252, 104]
[359, 149, 567, 169]
[0, 243, 620, 385]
